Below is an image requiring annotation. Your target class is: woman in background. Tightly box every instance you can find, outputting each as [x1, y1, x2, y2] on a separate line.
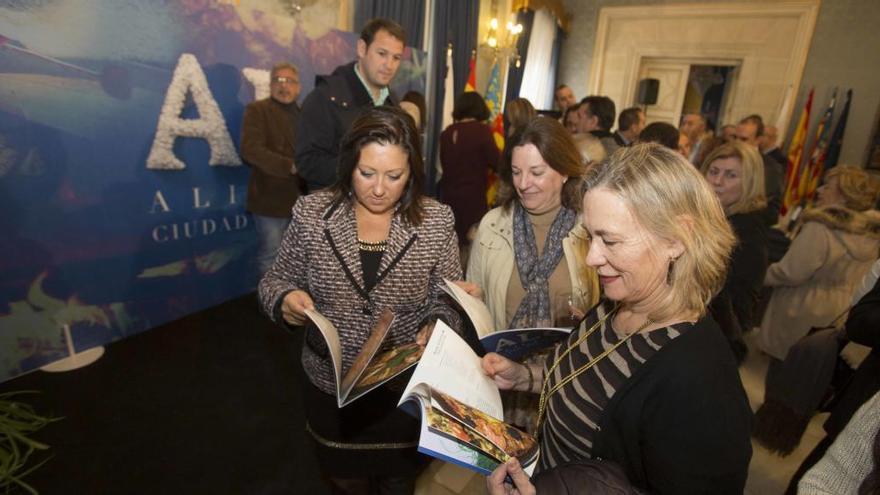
[701, 141, 769, 363]
[467, 116, 597, 334]
[758, 165, 880, 364]
[438, 92, 500, 247]
[754, 165, 880, 455]
[467, 117, 598, 431]
[504, 97, 537, 138]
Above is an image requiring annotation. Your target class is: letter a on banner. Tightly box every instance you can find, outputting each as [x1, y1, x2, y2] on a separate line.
[146, 53, 242, 169]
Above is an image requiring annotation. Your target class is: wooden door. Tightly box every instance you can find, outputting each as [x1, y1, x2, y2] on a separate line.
[637, 59, 690, 126]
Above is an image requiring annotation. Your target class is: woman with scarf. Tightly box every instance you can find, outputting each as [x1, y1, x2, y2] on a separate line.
[466, 117, 599, 431]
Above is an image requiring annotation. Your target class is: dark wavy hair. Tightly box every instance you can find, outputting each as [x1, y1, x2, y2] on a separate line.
[332, 106, 425, 225]
[452, 92, 490, 122]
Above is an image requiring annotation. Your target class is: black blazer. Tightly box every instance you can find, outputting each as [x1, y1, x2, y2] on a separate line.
[295, 62, 398, 191]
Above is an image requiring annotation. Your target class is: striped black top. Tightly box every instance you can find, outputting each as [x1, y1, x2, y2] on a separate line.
[537, 300, 689, 471]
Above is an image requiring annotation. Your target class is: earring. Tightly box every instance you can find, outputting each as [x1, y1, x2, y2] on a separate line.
[666, 257, 676, 285]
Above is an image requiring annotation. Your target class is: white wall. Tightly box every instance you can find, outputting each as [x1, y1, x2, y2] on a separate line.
[559, 0, 880, 167]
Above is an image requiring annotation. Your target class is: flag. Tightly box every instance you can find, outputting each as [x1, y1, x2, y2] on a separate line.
[773, 85, 794, 134]
[464, 50, 477, 93]
[801, 89, 837, 202]
[781, 88, 813, 215]
[441, 44, 455, 133]
[484, 60, 505, 206]
[823, 89, 853, 171]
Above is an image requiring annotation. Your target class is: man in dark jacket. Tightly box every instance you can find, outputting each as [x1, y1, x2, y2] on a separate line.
[240, 61, 303, 274]
[576, 95, 620, 157]
[736, 115, 784, 225]
[295, 18, 406, 192]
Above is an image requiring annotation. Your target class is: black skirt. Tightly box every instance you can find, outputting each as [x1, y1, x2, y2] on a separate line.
[302, 368, 428, 479]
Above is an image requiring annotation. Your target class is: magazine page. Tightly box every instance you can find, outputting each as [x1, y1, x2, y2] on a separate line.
[428, 388, 538, 469]
[479, 327, 572, 361]
[400, 330, 540, 476]
[399, 320, 502, 418]
[441, 279, 494, 338]
[407, 384, 511, 475]
[306, 309, 422, 407]
[304, 309, 344, 400]
[344, 342, 423, 405]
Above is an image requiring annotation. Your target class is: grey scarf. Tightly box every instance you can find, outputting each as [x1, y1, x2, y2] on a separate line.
[509, 202, 576, 328]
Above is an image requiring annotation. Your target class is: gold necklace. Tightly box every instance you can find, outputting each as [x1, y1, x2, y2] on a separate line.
[535, 305, 653, 435]
[357, 238, 387, 252]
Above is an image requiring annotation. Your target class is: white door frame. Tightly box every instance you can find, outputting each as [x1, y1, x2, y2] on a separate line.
[589, 2, 819, 140]
[639, 56, 742, 127]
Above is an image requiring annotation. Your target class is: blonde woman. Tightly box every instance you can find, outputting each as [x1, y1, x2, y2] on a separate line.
[754, 165, 880, 455]
[702, 141, 769, 362]
[759, 165, 880, 362]
[485, 144, 752, 494]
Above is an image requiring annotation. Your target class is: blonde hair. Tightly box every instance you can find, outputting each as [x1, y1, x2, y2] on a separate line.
[701, 141, 767, 215]
[505, 98, 537, 136]
[583, 143, 735, 322]
[825, 165, 879, 211]
[572, 133, 606, 167]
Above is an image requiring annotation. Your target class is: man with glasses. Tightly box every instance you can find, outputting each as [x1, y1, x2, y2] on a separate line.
[736, 114, 784, 224]
[295, 18, 406, 192]
[241, 62, 303, 274]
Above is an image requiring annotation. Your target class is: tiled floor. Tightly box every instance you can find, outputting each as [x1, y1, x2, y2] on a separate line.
[417, 331, 830, 494]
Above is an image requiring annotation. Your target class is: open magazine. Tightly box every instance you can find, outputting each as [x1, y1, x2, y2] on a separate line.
[442, 279, 572, 361]
[398, 320, 539, 476]
[305, 308, 423, 408]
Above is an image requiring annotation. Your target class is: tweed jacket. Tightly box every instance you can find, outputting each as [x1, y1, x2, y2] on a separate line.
[759, 206, 880, 360]
[240, 97, 302, 217]
[258, 191, 463, 394]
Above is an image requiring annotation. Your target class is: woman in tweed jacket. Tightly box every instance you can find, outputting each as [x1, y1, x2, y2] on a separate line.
[258, 107, 471, 494]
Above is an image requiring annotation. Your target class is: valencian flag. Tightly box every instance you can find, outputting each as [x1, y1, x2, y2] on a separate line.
[782, 88, 813, 215]
[823, 89, 853, 171]
[484, 60, 505, 206]
[801, 89, 837, 202]
[464, 49, 477, 93]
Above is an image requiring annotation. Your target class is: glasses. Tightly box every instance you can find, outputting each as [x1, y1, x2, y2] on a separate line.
[271, 76, 298, 85]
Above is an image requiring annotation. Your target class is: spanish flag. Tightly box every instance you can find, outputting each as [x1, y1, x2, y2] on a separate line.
[464, 50, 477, 93]
[781, 88, 813, 215]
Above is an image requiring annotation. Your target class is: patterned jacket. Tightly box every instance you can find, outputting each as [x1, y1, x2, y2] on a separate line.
[258, 191, 463, 394]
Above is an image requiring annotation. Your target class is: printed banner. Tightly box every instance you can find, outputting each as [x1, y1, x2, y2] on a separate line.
[0, 1, 426, 382]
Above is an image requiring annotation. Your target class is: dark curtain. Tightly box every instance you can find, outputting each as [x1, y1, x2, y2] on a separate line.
[503, 9, 535, 108]
[426, 0, 480, 194]
[354, 0, 426, 48]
